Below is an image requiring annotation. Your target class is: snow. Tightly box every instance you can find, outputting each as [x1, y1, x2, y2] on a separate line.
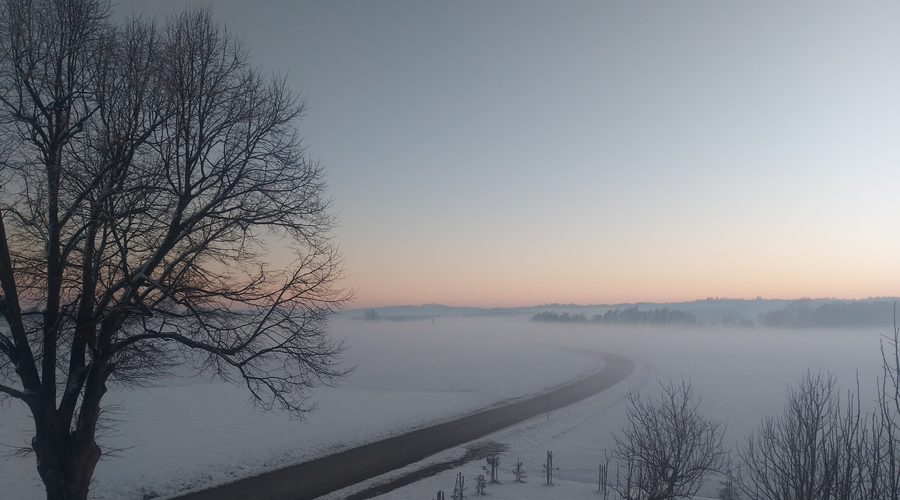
[318, 320, 887, 500]
[0, 317, 601, 500]
[0, 316, 889, 500]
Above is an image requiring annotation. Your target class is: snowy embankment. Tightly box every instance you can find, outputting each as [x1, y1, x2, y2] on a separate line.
[2, 317, 887, 500]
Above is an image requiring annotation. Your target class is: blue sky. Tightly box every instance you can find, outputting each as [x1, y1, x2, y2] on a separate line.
[115, 1, 900, 307]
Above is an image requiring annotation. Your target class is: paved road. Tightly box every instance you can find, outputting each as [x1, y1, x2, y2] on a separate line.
[173, 351, 634, 500]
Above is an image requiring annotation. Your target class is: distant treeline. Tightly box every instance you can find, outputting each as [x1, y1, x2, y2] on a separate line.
[360, 310, 433, 321]
[758, 300, 896, 328]
[531, 306, 698, 326]
[531, 312, 590, 323]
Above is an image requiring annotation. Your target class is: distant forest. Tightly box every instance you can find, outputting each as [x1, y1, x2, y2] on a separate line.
[757, 300, 896, 328]
[351, 298, 898, 328]
[531, 306, 698, 326]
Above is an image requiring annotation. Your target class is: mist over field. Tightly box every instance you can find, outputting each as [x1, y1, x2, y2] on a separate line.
[3, 314, 893, 499]
[352, 297, 900, 328]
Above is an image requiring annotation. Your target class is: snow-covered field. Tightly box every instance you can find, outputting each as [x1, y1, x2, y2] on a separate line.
[1, 316, 601, 499]
[336, 320, 887, 500]
[1, 316, 889, 500]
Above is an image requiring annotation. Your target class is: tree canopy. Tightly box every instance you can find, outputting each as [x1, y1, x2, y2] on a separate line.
[0, 1, 349, 498]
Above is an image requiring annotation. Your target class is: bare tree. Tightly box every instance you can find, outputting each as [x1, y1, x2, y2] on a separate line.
[451, 472, 467, 500]
[484, 455, 501, 483]
[738, 371, 872, 500]
[0, 2, 349, 499]
[474, 474, 486, 495]
[611, 379, 728, 500]
[736, 308, 900, 500]
[543, 450, 558, 485]
[511, 458, 527, 483]
[870, 312, 900, 500]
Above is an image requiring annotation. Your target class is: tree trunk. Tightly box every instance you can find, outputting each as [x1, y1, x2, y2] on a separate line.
[32, 366, 108, 500]
[35, 426, 103, 500]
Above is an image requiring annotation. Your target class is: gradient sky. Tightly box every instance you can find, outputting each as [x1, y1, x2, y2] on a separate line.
[114, 1, 900, 307]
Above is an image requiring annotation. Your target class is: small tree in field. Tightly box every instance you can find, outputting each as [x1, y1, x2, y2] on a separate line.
[611, 379, 728, 500]
[485, 455, 501, 483]
[0, 2, 349, 499]
[543, 450, 558, 485]
[451, 472, 467, 500]
[511, 459, 527, 483]
[474, 474, 487, 495]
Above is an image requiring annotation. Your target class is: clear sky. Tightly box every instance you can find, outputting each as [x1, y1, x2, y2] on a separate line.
[113, 1, 900, 308]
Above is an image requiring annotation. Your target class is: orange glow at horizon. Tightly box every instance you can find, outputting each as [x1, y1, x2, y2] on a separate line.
[345, 242, 900, 309]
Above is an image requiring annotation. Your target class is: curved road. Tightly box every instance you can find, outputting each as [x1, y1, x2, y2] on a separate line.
[173, 351, 634, 500]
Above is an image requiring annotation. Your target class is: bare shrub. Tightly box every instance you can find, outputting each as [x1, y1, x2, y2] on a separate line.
[739, 371, 872, 500]
[611, 379, 728, 500]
